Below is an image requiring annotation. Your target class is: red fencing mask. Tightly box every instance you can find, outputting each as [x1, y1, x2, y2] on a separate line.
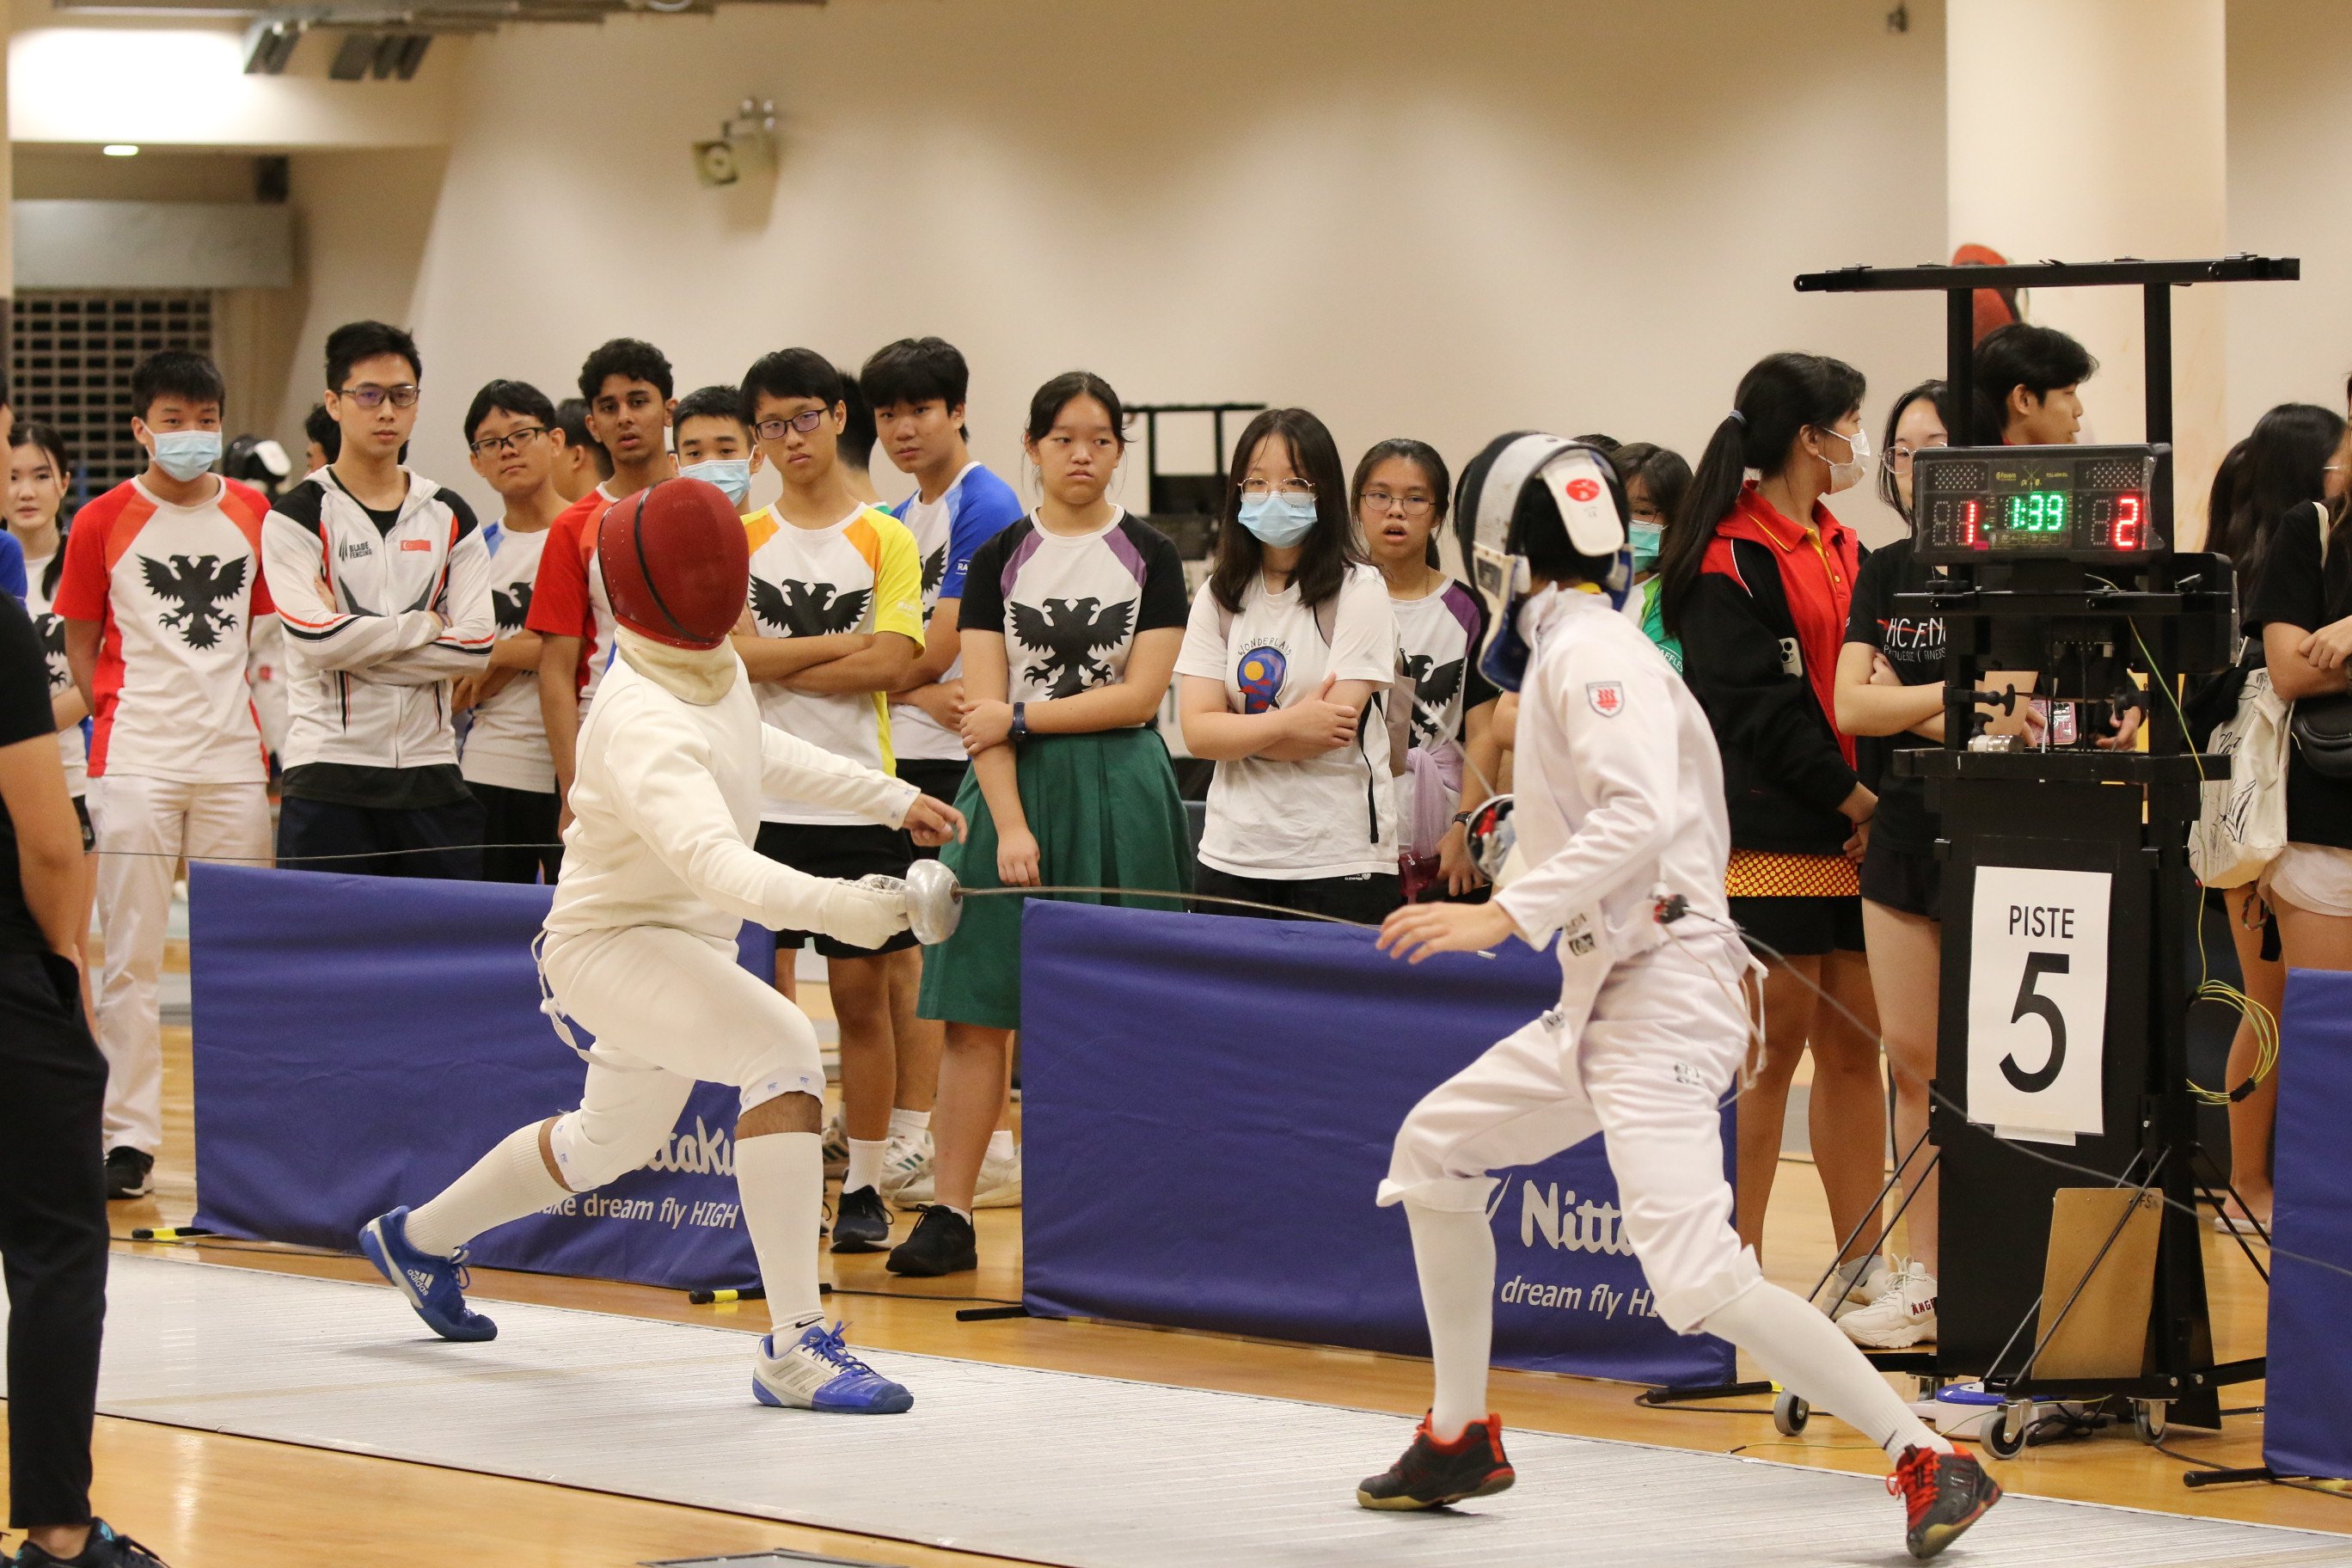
[596, 478, 750, 652]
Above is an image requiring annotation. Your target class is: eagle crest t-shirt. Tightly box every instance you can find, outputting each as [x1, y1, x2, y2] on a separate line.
[1391, 578, 1497, 752]
[1176, 562, 1400, 879]
[889, 462, 1024, 762]
[459, 519, 555, 794]
[52, 475, 273, 783]
[956, 511, 1188, 712]
[742, 502, 926, 824]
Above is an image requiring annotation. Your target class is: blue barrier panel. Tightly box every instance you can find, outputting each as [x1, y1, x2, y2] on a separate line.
[1018, 899, 1736, 1387]
[2264, 967, 2352, 1480]
[187, 863, 763, 1291]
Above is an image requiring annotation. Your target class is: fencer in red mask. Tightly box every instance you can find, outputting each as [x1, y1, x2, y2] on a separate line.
[358, 476, 965, 1415]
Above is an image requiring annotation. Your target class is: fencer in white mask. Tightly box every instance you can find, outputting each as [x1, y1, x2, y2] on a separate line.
[358, 477, 965, 1416]
[1355, 434, 2003, 1562]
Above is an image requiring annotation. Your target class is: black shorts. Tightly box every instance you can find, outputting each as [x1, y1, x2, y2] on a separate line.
[1191, 863, 1402, 927]
[755, 820, 917, 957]
[895, 759, 968, 862]
[1859, 837, 1942, 920]
[1730, 893, 1865, 959]
[71, 794, 93, 853]
[470, 780, 563, 885]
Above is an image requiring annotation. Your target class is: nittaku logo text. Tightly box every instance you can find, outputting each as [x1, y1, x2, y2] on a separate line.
[645, 1116, 735, 1177]
[1516, 1178, 1634, 1256]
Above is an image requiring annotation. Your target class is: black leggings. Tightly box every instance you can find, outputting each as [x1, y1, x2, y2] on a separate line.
[0, 948, 109, 1529]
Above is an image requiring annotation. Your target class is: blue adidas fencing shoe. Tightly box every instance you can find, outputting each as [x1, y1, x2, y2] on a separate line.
[752, 1320, 914, 1414]
[359, 1207, 499, 1343]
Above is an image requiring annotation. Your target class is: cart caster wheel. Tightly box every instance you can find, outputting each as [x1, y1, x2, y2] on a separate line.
[2134, 1401, 2167, 1444]
[1773, 1392, 1810, 1436]
[1984, 1400, 2030, 1460]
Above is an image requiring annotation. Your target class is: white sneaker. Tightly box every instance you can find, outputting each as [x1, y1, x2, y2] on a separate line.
[820, 1112, 848, 1180]
[879, 1128, 934, 1204]
[972, 1143, 1022, 1210]
[1838, 1265, 1938, 1348]
[1814, 1254, 1892, 1315]
[750, 1320, 913, 1414]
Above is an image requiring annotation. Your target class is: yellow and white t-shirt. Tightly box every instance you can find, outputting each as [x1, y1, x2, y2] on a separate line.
[743, 502, 925, 824]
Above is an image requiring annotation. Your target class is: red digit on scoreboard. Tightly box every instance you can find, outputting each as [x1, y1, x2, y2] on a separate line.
[2114, 493, 2142, 551]
[1963, 499, 1985, 550]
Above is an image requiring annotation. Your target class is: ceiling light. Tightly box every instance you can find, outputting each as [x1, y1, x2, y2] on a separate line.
[103, 144, 140, 157]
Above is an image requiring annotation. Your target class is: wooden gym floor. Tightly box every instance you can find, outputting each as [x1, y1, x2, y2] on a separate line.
[10, 954, 2346, 1566]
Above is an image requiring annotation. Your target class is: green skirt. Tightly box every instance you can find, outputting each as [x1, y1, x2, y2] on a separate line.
[917, 727, 1191, 1030]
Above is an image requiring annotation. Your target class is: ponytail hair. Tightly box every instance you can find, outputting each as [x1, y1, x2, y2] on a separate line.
[1657, 351, 1865, 635]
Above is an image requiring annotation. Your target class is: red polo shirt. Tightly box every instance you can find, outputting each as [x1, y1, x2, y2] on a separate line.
[1698, 481, 1859, 766]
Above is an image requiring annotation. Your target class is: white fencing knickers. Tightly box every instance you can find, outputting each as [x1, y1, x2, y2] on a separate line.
[1379, 928, 1763, 1333]
[536, 925, 827, 1191]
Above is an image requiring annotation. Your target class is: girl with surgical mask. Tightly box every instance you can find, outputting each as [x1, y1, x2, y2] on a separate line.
[1356, 438, 1499, 900]
[1655, 352, 1890, 1301]
[1612, 441, 1693, 672]
[1178, 408, 1402, 922]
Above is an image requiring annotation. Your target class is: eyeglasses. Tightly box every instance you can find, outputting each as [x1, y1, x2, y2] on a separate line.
[469, 426, 548, 457]
[339, 383, 420, 410]
[753, 408, 829, 442]
[1359, 487, 1436, 518]
[1240, 477, 1316, 499]
[1884, 440, 1947, 472]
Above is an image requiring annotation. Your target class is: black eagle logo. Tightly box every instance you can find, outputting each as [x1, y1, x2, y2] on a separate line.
[922, 543, 948, 599]
[34, 612, 67, 685]
[492, 582, 533, 633]
[1010, 597, 1135, 697]
[751, 577, 871, 637]
[140, 554, 246, 651]
[1401, 652, 1464, 744]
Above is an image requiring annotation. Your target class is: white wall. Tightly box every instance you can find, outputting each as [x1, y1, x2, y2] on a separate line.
[368, 0, 1949, 539]
[2226, 0, 2352, 439]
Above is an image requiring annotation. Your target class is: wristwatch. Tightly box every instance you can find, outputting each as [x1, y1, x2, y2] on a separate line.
[1011, 701, 1029, 740]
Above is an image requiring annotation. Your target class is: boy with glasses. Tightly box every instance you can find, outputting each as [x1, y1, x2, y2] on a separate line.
[861, 337, 1026, 1204]
[459, 379, 569, 884]
[736, 347, 928, 1253]
[261, 320, 496, 879]
[530, 340, 678, 815]
[57, 349, 276, 1201]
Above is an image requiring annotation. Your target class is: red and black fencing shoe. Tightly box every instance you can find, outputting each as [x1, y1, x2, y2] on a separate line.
[1356, 1413, 1516, 1510]
[1889, 1444, 2002, 1559]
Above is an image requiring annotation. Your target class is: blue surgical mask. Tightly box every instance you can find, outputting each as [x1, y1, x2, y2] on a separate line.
[681, 457, 752, 508]
[1237, 492, 1318, 548]
[150, 429, 221, 482]
[1629, 520, 1665, 572]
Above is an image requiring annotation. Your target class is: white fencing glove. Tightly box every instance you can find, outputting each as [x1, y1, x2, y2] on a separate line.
[817, 874, 912, 951]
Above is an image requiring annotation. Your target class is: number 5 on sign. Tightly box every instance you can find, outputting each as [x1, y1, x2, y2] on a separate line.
[1966, 867, 2112, 1140]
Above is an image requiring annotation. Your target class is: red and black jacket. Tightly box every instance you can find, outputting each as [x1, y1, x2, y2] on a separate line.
[1679, 483, 1863, 856]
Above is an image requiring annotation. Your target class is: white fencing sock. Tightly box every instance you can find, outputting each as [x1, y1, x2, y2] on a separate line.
[889, 1107, 931, 1139]
[1700, 1281, 1952, 1458]
[844, 1137, 888, 1194]
[404, 1122, 569, 1259]
[737, 1130, 826, 1336]
[1406, 1200, 1497, 1442]
[987, 1129, 1015, 1162]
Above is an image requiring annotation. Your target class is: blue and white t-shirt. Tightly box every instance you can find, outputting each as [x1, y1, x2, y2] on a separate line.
[888, 462, 1025, 762]
[457, 518, 554, 794]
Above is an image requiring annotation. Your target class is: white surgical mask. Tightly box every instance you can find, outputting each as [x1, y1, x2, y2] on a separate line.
[150, 429, 222, 482]
[1237, 491, 1318, 548]
[681, 457, 752, 507]
[1820, 426, 1871, 494]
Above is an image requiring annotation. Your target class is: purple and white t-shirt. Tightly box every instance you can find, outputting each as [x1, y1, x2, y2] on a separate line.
[956, 510, 1188, 717]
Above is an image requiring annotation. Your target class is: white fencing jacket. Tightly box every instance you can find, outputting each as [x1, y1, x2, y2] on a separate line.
[261, 470, 496, 774]
[1493, 585, 1735, 971]
[546, 653, 922, 947]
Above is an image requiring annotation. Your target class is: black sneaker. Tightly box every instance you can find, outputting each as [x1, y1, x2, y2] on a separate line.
[1889, 1445, 2001, 1559]
[830, 1185, 891, 1253]
[103, 1148, 153, 1202]
[885, 1205, 977, 1277]
[1357, 1413, 1516, 1510]
[10, 1516, 172, 1565]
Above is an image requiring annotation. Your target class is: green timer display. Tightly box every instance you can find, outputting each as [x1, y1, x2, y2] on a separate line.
[2006, 492, 2067, 533]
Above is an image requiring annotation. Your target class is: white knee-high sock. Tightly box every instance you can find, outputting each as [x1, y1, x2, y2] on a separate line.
[1700, 1282, 1952, 1458]
[405, 1123, 567, 1259]
[1406, 1201, 1497, 1442]
[737, 1130, 825, 1337]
